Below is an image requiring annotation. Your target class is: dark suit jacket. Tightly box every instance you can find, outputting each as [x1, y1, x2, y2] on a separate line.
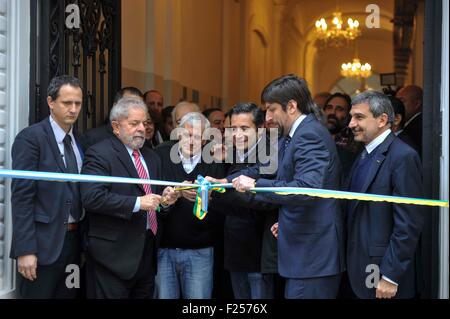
[397, 130, 419, 155]
[402, 112, 422, 157]
[80, 122, 115, 151]
[346, 132, 424, 298]
[10, 117, 83, 265]
[228, 114, 345, 279]
[211, 139, 279, 273]
[80, 136, 163, 280]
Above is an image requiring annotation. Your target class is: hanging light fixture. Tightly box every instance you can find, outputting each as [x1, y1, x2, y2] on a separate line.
[340, 58, 372, 78]
[314, 8, 361, 48]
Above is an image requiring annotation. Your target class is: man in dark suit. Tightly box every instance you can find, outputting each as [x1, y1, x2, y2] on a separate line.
[346, 91, 424, 299]
[80, 87, 143, 151]
[388, 95, 419, 152]
[396, 85, 423, 156]
[227, 74, 345, 299]
[80, 97, 177, 298]
[209, 102, 279, 299]
[11, 75, 84, 298]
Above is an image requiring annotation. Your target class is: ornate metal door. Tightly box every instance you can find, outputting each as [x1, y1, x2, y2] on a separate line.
[29, 0, 121, 132]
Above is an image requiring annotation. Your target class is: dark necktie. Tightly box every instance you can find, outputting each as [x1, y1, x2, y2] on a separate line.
[63, 134, 81, 221]
[350, 149, 369, 193]
[280, 136, 291, 160]
[63, 134, 79, 174]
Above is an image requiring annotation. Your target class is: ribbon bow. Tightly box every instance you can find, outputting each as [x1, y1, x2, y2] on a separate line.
[193, 175, 226, 220]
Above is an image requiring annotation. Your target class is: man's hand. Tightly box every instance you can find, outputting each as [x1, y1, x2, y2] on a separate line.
[270, 222, 279, 239]
[205, 176, 228, 184]
[140, 194, 162, 211]
[180, 181, 197, 202]
[162, 186, 179, 206]
[376, 278, 398, 299]
[232, 175, 256, 192]
[18, 254, 38, 281]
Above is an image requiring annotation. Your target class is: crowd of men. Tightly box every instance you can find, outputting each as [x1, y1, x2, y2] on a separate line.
[10, 74, 425, 299]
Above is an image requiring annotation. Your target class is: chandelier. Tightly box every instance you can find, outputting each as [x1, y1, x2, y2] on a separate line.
[340, 58, 372, 78]
[315, 12, 361, 48]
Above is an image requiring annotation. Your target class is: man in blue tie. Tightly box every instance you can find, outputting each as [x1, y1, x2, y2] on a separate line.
[227, 74, 345, 299]
[346, 91, 424, 299]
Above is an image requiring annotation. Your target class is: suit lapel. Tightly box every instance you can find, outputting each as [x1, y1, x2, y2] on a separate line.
[278, 114, 315, 179]
[111, 136, 145, 193]
[349, 132, 396, 214]
[42, 117, 66, 172]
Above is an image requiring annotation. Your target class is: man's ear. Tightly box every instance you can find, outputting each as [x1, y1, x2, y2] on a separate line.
[287, 100, 298, 114]
[111, 120, 120, 135]
[47, 96, 54, 111]
[378, 113, 389, 128]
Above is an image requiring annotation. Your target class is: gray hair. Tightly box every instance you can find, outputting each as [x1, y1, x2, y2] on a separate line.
[178, 112, 210, 129]
[352, 91, 394, 125]
[110, 97, 148, 122]
[172, 101, 201, 123]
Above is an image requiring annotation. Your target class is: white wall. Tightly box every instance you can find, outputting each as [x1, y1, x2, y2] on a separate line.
[0, 0, 30, 298]
[439, 0, 449, 300]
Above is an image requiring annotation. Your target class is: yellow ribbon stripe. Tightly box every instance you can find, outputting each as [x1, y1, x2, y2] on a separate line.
[252, 187, 448, 208]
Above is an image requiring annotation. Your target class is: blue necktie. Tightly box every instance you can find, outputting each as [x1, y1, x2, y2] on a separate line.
[350, 149, 369, 193]
[281, 136, 291, 160]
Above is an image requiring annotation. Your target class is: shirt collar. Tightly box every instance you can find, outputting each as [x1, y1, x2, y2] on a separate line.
[49, 115, 74, 144]
[178, 148, 201, 163]
[237, 137, 262, 162]
[365, 129, 391, 154]
[404, 112, 422, 128]
[288, 114, 307, 138]
[126, 145, 140, 157]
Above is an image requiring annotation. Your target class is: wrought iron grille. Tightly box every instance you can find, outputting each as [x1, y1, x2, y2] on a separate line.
[30, 0, 121, 133]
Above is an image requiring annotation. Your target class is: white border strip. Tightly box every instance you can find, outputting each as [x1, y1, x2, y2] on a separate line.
[439, 0, 449, 300]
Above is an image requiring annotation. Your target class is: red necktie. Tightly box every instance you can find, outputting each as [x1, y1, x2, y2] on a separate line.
[132, 150, 157, 235]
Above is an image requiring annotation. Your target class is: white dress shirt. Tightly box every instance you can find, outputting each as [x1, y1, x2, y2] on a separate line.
[365, 129, 392, 154]
[288, 114, 307, 138]
[178, 149, 201, 174]
[49, 115, 83, 223]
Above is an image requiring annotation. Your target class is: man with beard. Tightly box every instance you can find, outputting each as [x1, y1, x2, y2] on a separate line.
[323, 93, 352, 139]
[81, 97, 178, 298]
[324, 93, 360, 182]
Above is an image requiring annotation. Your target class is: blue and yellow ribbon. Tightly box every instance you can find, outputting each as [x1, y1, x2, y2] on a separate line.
[0, 170, 447, 222]
[252, 187, 449, 208]
[192, 175, 226, 220]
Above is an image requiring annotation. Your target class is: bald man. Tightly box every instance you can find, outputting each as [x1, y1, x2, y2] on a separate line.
[396, 85, 423, 156]
[172, 101, 201, 127]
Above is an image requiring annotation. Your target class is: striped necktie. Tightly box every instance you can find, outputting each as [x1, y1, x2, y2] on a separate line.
[132, 150, 157, 235]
